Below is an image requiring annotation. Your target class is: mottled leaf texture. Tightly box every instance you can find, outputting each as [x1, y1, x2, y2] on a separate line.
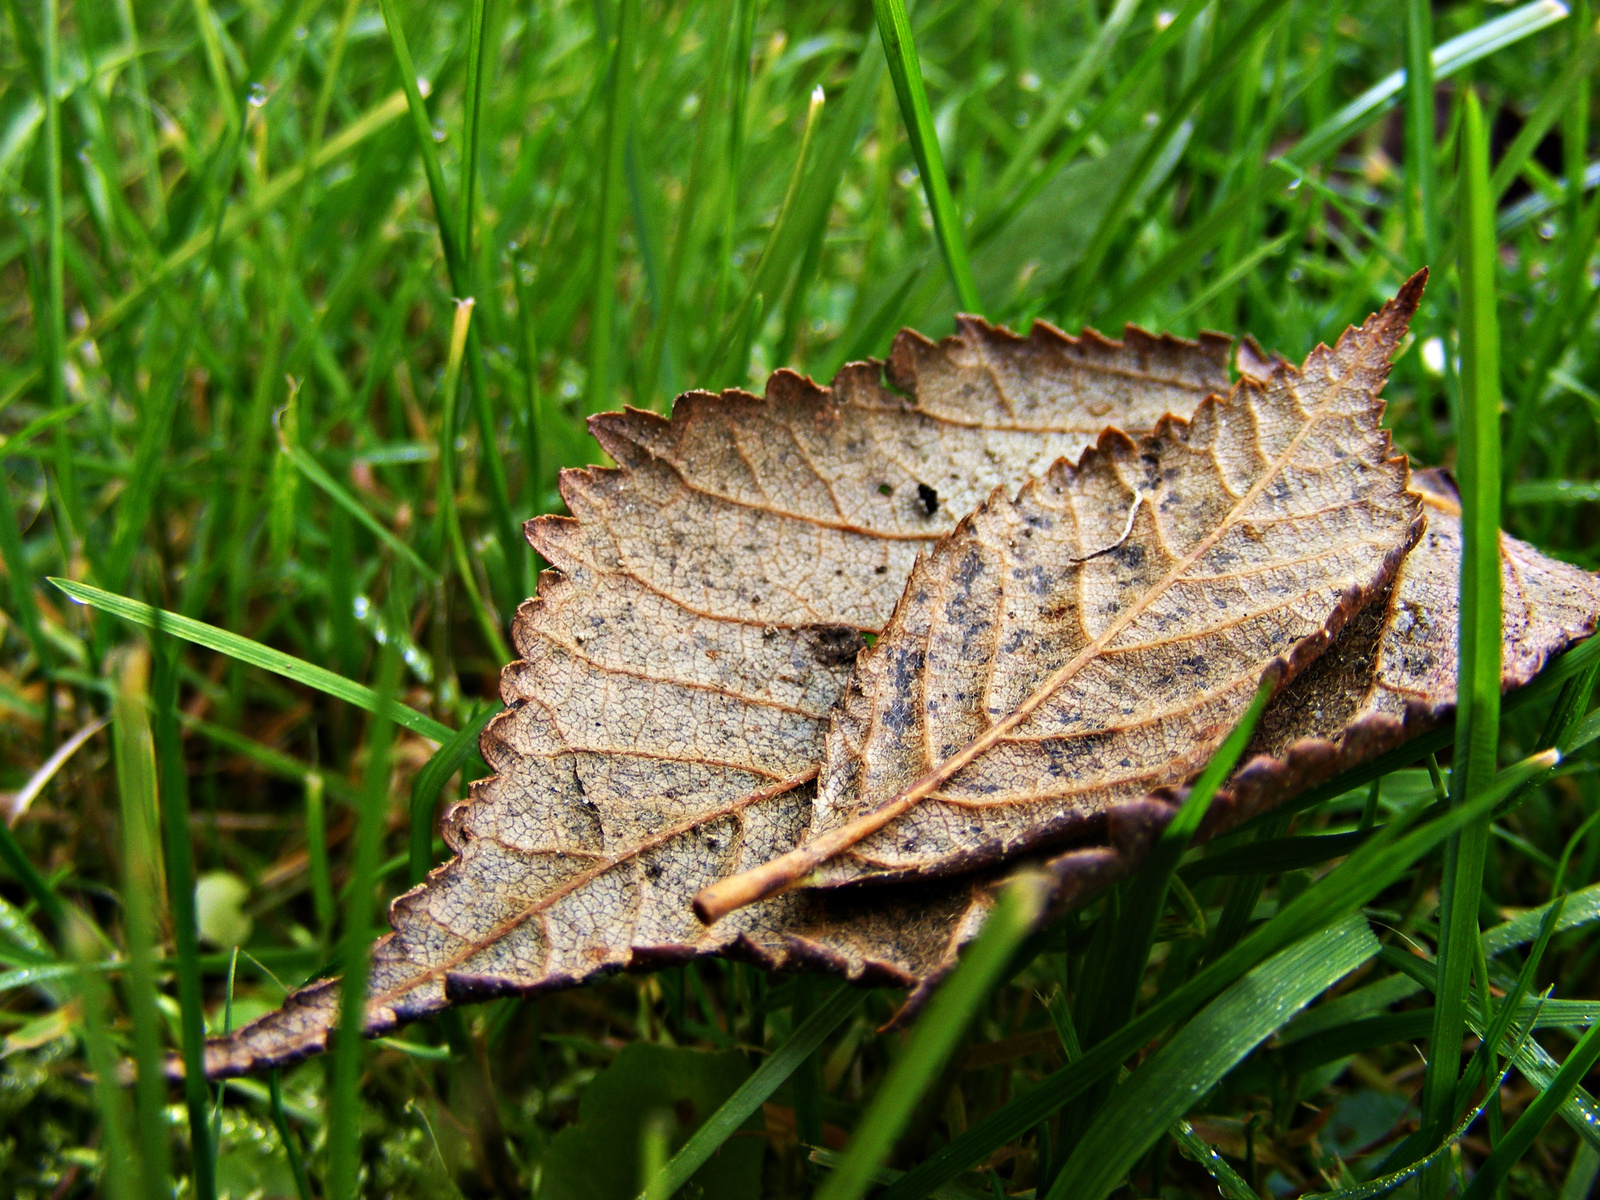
[878, 463, 1600, 1012]
[1239, 467, 1600, 784]
[697, 274, 1425, 915]
[200, 317, 1237, 1078]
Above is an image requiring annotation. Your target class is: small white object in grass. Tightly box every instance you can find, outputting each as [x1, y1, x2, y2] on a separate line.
[195, 872, 254, 949]
[812, 85, 825, 106]
[1422, 336, 1447, 377]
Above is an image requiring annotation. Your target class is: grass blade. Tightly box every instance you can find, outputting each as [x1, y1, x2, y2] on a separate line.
[1059, 0, 1292, 317]
[40, 0, 81, 547]
[1049, 915, 1380, 1200]
[152, 632, 215, 1200]
[1509, 480, 1600, 505]
[875, 750, 1556, 1200]
[435, 299, 511, 662]
[817, 871, 1053, 1200]
[72, 913, 143, 1200]
[327, 643, 402, 1200]
[1461, 1019, 1600, 1200]
[1489, 16, 1600, 203]
[280, 437, 439, 584]
[1079, 677, 1275, 1044]
[110, 646, 172, 1197]
[0, 816, 64, 935]
[706, 85, 827, 383]
[1288, 1, 1568, 166]
[640, 982, 868, 1199]
[586, 0, 639, 414]
[1404, 0, 1440, 267]
[410, 704, 494, 886]
[49, 579, 453, 742]
[374, 0, 521, 602]
[1064, 677, 1276, 1159]
[1420, 87, 1504, 1185]
[458, 0, 489, 274]
[871, 0, 979, 312]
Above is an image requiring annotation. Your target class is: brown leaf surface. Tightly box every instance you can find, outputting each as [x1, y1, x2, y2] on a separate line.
[697, 274, 1426, 913]
[199, 283, 1600, 1077]
[883, 464, 1600, 1012]
[1235, 466, 1600, 792]
[199, 318, 1236, 1078]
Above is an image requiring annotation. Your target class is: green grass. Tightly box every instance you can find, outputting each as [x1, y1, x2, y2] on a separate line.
[3, 1, 1600, 1197]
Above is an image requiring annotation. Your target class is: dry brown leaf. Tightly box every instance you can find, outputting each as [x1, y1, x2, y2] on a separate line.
[1236, 466, 1600, 791]
[200, 278, 1600, 1077]
[199, 318, 1236, 1078]
[697, 274, 1426, 914]
[885, 466, 1600, 1013]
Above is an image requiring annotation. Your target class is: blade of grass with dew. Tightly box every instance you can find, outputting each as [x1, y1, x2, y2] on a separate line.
[639, 982, 868, 1200]
[152, 632, 214, 1200]
[304, 774, 335, 944]
[1381, 949, 1600, 1154]
[816, 871, 1053, 1200]
[638, 0, 735, 404]
[40, 0, 82, 546]
[374, 0, 520, 602]
[1064, 677, 1276, 1152]
[1420, 88, 1504, 1192]
[874, 749, 1556, 1200]
[49, 580, 453, 742]
[705, 85, 827, 383]
[269, 1071, 314, 1200]
[1289, 1, 1568, 167]
[1086, 678, 1276, 1029]
[1057, 0, 1293, 319]
[327, 641, 401, 1200]
[871, 0, 979, 312]
[1509, 480, 1600, 504]
[279, 436, 439, 583]
[434, 299, 510, 662]
[1049, 914, 1380, 1200]
[1404, 0, 1441, 268]
[1490, 16, 1600, 204]
[71, 913, 143, 1200]
[1316, 1014, 1546, 1200]
[410, 703, 494, 886]
[110, 646, 172, 1196]
[1113, 0, 1572, 330]
[586, 0, 639, 415]
[1170, 1119, 1260, 1200]
[0, 88, 411, 416]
